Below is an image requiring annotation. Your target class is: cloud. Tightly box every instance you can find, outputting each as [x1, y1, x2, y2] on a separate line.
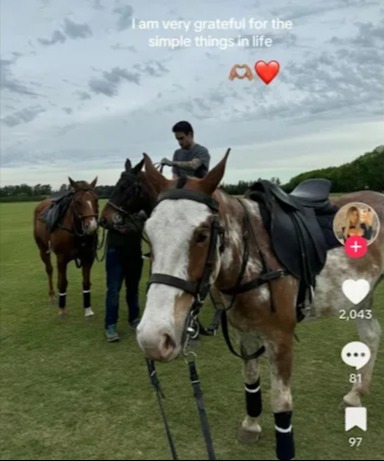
[111, 43, 137, 52]
[63, 18, 92, 39]
[38, 19, 92, 47]
[90, 0, 104, 10]
[133, 61, 169, 77]
[62, 107, 73, 114]
[1, 106, 45, 127]
[38, 30, 67, 46]
[114, 5, 134, 31]
[76, 91, 92, 100]
[0, 59, 39, 96]
[88, 67, 140, 96]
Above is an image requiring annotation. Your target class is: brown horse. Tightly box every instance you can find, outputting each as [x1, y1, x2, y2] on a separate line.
[136, 153, 384, 460]
[33, 177, 99, 317]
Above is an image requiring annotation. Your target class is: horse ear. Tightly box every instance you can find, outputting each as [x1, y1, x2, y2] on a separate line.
[90, 177, 98, 188]
[125, 159, 132, 172]
[68, 177, 76, 188]
[143, 153, 171, 193]
[199, 148, 231, 195]
[132, 158, 145, 175]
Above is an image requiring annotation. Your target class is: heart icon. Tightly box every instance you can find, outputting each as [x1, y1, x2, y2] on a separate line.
[254, 60, 280, 84]
[342, 280, 371, 305]
[229, 64, 253, 81]
[235, 65, 248, 78]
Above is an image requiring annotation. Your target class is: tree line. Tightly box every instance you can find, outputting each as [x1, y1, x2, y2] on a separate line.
[1, 146, 382, 202]
[283, 146, 383, 193]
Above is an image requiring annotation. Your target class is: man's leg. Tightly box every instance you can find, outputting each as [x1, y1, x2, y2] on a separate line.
[124, 247, 144, 328]
[105, 245, 124, 340]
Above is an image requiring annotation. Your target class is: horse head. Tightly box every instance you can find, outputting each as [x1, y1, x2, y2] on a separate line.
[99, 157, 156, 230]
[68, 177, 99, 235]
[136, 151, 230, 362]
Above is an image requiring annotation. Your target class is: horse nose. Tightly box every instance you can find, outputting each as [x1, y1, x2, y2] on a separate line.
[85, 218, 98, 233]
[137, 327, 177, 362]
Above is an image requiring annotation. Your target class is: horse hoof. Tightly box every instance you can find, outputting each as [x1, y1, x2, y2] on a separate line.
[57, 309, 66, 320]
[84, 307, 95, 318]
[237, 426, 261, 445]
[341, 395, 362, 409]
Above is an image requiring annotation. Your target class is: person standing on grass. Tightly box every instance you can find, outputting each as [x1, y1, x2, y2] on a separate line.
[104, 210, 147, 342]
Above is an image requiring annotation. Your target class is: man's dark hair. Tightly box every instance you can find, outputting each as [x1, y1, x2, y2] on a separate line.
[172, 121, 194, 136]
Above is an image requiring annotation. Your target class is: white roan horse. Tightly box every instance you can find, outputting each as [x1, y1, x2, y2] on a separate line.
[137, 153, 384, 460]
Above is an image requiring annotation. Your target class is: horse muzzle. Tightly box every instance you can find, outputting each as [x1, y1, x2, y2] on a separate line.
[136, 324, 180, 362]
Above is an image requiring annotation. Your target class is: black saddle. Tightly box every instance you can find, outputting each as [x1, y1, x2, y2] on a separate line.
[40, 193, 73, 233]
[245, 179, 340, 314]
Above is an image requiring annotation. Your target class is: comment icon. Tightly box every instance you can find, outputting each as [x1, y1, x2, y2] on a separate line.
[341, 342, 371, 370]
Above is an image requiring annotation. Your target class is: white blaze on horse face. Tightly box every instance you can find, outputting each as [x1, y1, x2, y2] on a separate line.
[86, 200, 98, 233]
[137, 199, 211, 358]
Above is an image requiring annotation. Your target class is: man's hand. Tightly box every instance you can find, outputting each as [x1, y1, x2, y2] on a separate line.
[160, 157, 173, 167]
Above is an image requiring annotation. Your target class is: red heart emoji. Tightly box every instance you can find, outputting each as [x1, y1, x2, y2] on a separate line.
[255, 60, 280, 84]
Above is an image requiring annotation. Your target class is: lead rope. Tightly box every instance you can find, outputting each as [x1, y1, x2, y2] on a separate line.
[146, 359, 179, 460]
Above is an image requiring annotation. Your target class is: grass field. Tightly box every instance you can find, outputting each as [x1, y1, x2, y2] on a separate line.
[0, 201, 383, 461]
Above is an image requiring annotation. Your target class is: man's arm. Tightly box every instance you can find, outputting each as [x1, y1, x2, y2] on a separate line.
[171, 157, 203, 171]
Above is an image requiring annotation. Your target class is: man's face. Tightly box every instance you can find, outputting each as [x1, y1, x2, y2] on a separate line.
[174, 131, 193, 149]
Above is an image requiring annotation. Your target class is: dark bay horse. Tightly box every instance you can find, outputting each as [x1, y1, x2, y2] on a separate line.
[99, 158, 155, 231]
[136, 153, 384, 460]
[33, 178, 99, 317]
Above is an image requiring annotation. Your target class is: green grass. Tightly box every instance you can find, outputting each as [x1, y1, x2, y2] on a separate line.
[0, 201, 383, 460]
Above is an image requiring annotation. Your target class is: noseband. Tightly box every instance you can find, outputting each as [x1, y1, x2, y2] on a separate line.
[147, 188, 225, 348]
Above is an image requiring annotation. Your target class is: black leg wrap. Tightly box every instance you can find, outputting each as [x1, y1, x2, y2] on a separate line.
[59, 293, 66, 309]
[245, 379, 262, 418]
[83, 291, 91, 309]
[274, 411, 295, 460]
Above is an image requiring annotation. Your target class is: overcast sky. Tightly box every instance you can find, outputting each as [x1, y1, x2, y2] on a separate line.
[1, 0, 383, 188]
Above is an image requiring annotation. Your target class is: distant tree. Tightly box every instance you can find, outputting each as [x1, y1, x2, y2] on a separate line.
[283, 147, 383, 193]
[59, 184, 69, 194]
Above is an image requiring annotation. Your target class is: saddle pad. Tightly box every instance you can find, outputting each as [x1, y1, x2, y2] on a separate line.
[40, 193, 73, 233]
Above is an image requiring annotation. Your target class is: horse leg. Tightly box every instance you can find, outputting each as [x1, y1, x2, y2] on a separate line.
[236, 331, 263, 444]
[267, 334, 295, 461]
[82, 260, 95, 318]
[343, 294, 382, 407]
[57, 256, 68, 317]
[37, 244, 55, 303]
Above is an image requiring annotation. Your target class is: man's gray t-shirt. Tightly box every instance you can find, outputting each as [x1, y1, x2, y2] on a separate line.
[172, 144, 210, 178]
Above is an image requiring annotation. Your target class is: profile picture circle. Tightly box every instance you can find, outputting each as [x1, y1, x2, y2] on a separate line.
[333, 202, 380, 246]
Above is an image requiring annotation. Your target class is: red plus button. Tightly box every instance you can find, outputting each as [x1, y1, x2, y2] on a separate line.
[345, 236, 368, 258]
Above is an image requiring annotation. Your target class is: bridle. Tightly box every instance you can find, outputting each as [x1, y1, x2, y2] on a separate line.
[147, 188, 225, 351]
[59, 188, 98, 238]
[103, 174, 150, 239]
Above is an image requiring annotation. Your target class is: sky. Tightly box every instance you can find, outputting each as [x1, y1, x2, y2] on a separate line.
[1, 0, 383, 188]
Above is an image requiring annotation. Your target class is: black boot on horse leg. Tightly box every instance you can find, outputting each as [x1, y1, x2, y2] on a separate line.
[57, 257, 68, 318]
[237, 331, 263, 444]
[82, 260, 95, 318]
[268, 335, 295, 461]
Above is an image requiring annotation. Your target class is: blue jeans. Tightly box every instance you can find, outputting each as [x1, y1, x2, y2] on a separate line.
[104, 244, 143, 328]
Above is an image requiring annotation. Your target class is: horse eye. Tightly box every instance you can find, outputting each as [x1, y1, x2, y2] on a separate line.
[196, 231, 209, 244]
